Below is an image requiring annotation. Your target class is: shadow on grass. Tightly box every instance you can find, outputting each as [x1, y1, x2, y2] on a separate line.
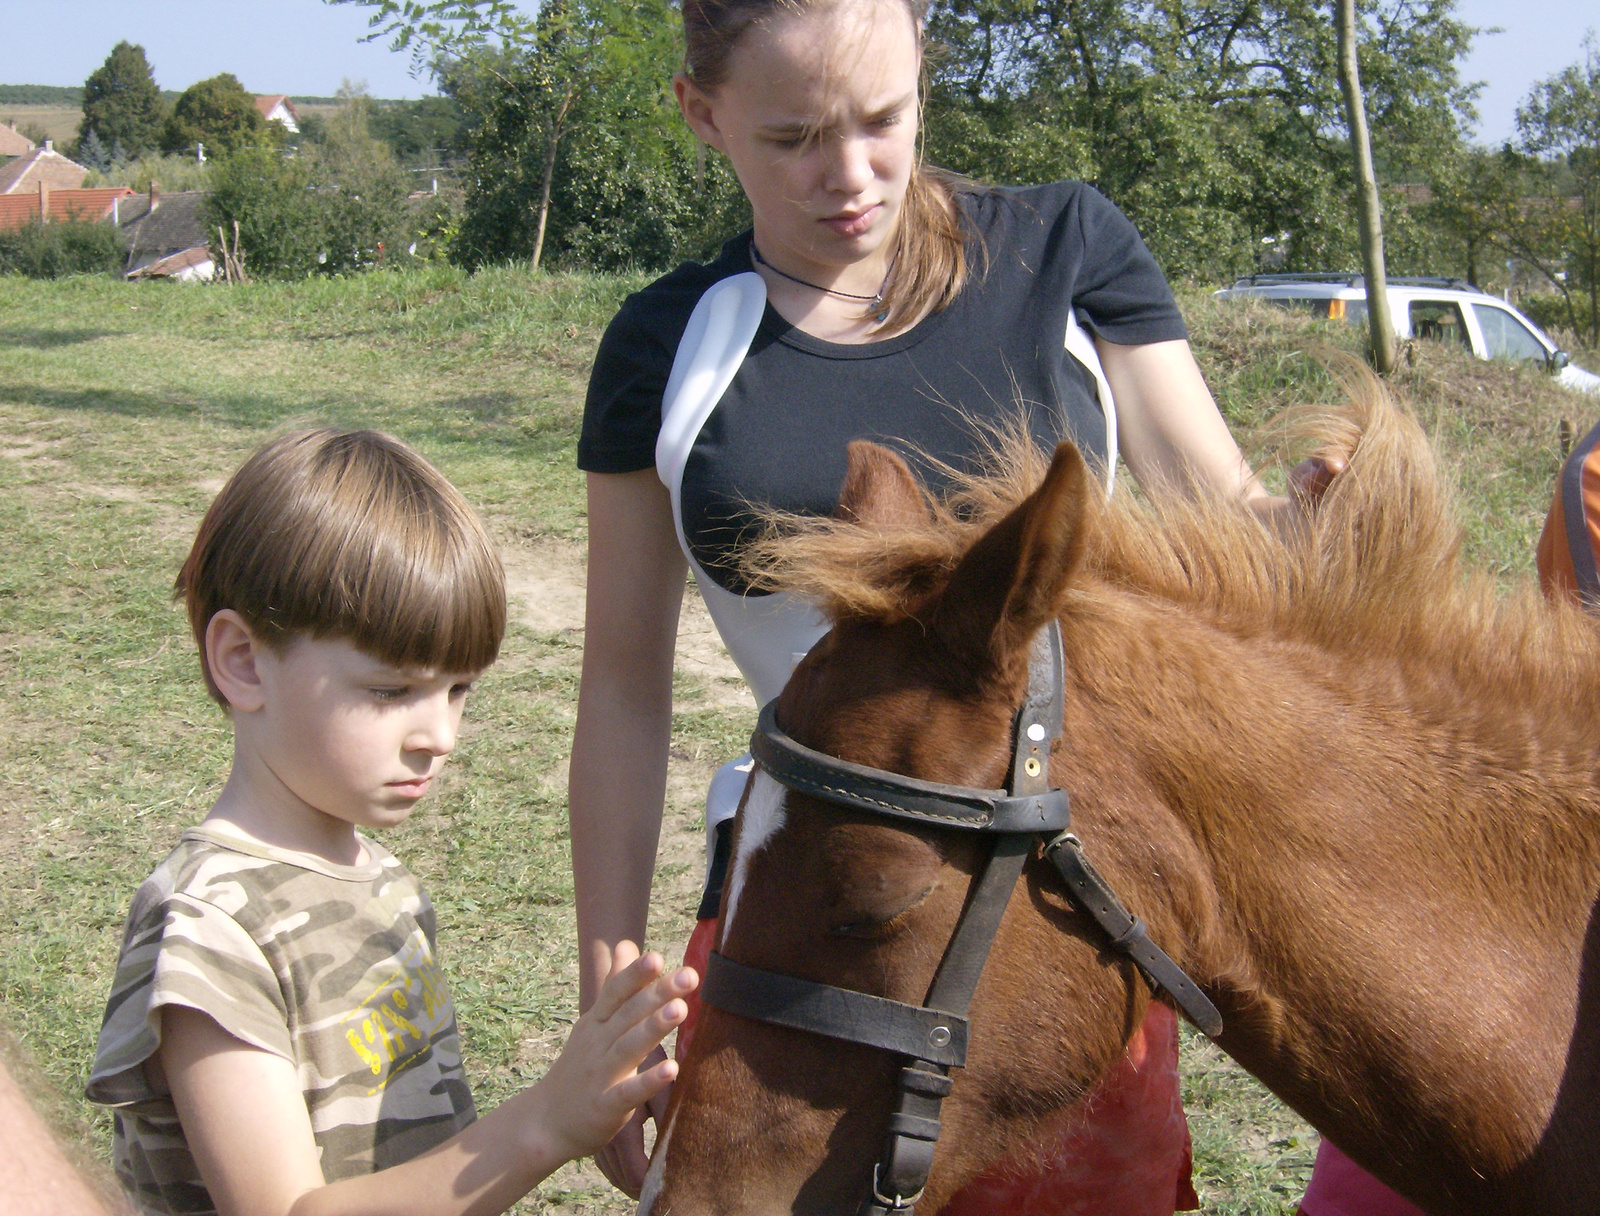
[1, 383, 285, 426]
[3, 384, 582, 465]
[0, 328, 118, 349]
[448, 391, 523, 423]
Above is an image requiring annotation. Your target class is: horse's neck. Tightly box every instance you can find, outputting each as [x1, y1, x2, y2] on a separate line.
[1069, 598, 1600, 1205]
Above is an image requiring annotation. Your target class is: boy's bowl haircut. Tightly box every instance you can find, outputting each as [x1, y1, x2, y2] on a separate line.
[176, 429, 507, 704]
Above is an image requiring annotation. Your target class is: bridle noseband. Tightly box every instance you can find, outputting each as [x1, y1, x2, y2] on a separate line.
[700, 622, 1223, 1215]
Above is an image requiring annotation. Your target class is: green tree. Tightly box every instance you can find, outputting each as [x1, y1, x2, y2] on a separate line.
[163, 73, 274, 158]
[78, 42, 165, 159]
[367, 94, 468, 165]
[331, 0, 741, 271]
[1336, 0, 1399, 372]
[1518, 36, 1600, 345]
[1424, 145, 1525, 289]
[76, 128, 113, 173]
[313, 82, 415, 272]
[922, 0, 1476, 283]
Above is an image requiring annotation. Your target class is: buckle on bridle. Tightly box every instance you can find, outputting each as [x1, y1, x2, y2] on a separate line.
[871, 1162, 925, 1211]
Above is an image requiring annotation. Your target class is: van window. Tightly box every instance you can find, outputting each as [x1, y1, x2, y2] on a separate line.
[1273, 297, 1368, 324]
[1472, 304, 1547, 363]
[1409, 301, 1470, 349]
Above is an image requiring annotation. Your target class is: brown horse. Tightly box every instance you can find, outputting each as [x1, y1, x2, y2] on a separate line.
[640, 377, 1600, 1216]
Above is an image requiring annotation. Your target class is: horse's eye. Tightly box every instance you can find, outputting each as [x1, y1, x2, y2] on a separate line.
[827, 884, 935, 939]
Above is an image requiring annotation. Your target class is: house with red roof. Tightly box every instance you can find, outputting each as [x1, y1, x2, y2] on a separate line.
[0, 142, 89, 195]
[0, 184, 136, 231]
[254, 95, 301, 134]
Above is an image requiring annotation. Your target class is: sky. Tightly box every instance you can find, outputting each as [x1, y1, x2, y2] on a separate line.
[0, 0, 1594, 145]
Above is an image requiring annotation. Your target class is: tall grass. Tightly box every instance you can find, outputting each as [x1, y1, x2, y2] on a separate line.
[82, 153, 214, 195]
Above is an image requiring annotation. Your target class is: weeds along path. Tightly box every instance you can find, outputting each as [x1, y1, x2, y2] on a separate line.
[0, 270, 1582, 1214]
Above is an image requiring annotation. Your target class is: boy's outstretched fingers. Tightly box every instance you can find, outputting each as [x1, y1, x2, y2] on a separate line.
[536, 942, 699, 1169]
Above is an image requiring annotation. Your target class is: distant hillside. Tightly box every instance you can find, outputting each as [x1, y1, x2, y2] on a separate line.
[0, 86, 411, 108]
[0, 85, 83, 105]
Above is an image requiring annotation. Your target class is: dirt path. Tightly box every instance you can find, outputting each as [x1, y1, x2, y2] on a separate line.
[497, 537, 746, 961]
[499, 538, 751, 707]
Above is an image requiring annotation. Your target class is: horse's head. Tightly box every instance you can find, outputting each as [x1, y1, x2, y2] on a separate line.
[644, 439, 1189, 1215]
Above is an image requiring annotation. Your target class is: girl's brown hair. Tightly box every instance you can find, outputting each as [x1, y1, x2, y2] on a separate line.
[176, 428, 506, 704]
[682, 0, 975, 330]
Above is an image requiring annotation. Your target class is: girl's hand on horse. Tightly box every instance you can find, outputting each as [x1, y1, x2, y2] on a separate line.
[1289, 452, 1348, 512]
[532, 942, 697, 1171]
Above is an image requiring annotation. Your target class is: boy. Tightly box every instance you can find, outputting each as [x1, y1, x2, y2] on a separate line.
[86, 429, 695, 1216]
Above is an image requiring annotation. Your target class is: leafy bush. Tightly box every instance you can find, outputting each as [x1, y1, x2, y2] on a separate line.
[0, 219, 127, 279]
[206, 92, 420, 279]
[206, 146, 321, 278]
[1518, 292, 1597, 350]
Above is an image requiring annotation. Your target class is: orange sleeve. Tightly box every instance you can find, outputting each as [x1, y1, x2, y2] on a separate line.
[1537, 485, 1576, 600]
[1539, 422, 1600, 607]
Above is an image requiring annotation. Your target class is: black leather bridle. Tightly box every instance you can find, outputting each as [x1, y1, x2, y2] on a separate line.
[700, 623, 1224, 1215]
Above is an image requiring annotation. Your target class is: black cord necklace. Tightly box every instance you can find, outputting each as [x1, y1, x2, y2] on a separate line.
[750, 242, 891, 316]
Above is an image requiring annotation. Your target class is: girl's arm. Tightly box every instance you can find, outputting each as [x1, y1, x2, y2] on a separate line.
[160, 944, 694, 1216]
[567, 469, 688, 1193]
[1097, 337, 1274, 507]
[569, 470, 687, 1009]
[1100, 337, 1344, 522]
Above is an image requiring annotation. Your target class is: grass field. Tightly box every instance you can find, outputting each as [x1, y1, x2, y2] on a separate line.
[1, 103, 82, 146]
[0, 264, 1588, 1214]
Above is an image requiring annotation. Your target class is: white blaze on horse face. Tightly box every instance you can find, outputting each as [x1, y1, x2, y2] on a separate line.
[722, 770, 787, 936]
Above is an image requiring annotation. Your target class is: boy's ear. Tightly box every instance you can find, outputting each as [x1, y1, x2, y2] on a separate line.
[206, 611, 266, 713]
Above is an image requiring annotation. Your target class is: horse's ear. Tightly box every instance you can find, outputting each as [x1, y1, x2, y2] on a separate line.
[931, 442, 1092, 668]
[836, 441, 932, 529]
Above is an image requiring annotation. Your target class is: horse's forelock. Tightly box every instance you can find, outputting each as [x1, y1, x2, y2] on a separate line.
[739, 421, 1063, 623]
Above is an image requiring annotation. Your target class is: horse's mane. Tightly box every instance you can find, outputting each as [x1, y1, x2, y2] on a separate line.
[743, 363, 1600, 716]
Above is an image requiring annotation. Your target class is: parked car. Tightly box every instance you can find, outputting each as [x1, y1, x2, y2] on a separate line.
[1215, 274, 1600, 397]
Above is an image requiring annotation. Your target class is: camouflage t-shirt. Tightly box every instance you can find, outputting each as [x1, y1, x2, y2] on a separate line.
[86, 823, 477, 1215]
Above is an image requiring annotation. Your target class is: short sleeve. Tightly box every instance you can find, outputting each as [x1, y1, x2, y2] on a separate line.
[579, 248, 748, 475]
[578, 296, 674, 474]
[86, 893, 291, 1110]
[1063, 185, 1187, 345]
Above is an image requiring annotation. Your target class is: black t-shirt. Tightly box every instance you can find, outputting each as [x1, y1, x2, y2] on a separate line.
[579, 180, 1186, 592]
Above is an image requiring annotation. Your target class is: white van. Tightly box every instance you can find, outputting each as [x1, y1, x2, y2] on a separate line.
[1214, 274, 1600, 397]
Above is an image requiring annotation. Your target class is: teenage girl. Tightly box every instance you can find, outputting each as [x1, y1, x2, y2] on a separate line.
[569, 0, 1324, 1209]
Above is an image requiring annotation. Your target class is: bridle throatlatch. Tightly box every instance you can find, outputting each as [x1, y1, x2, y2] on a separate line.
[700, 622, 1223, 1215]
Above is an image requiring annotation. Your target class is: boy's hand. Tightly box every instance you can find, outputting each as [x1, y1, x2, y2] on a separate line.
[534, 942, 697, 1171]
